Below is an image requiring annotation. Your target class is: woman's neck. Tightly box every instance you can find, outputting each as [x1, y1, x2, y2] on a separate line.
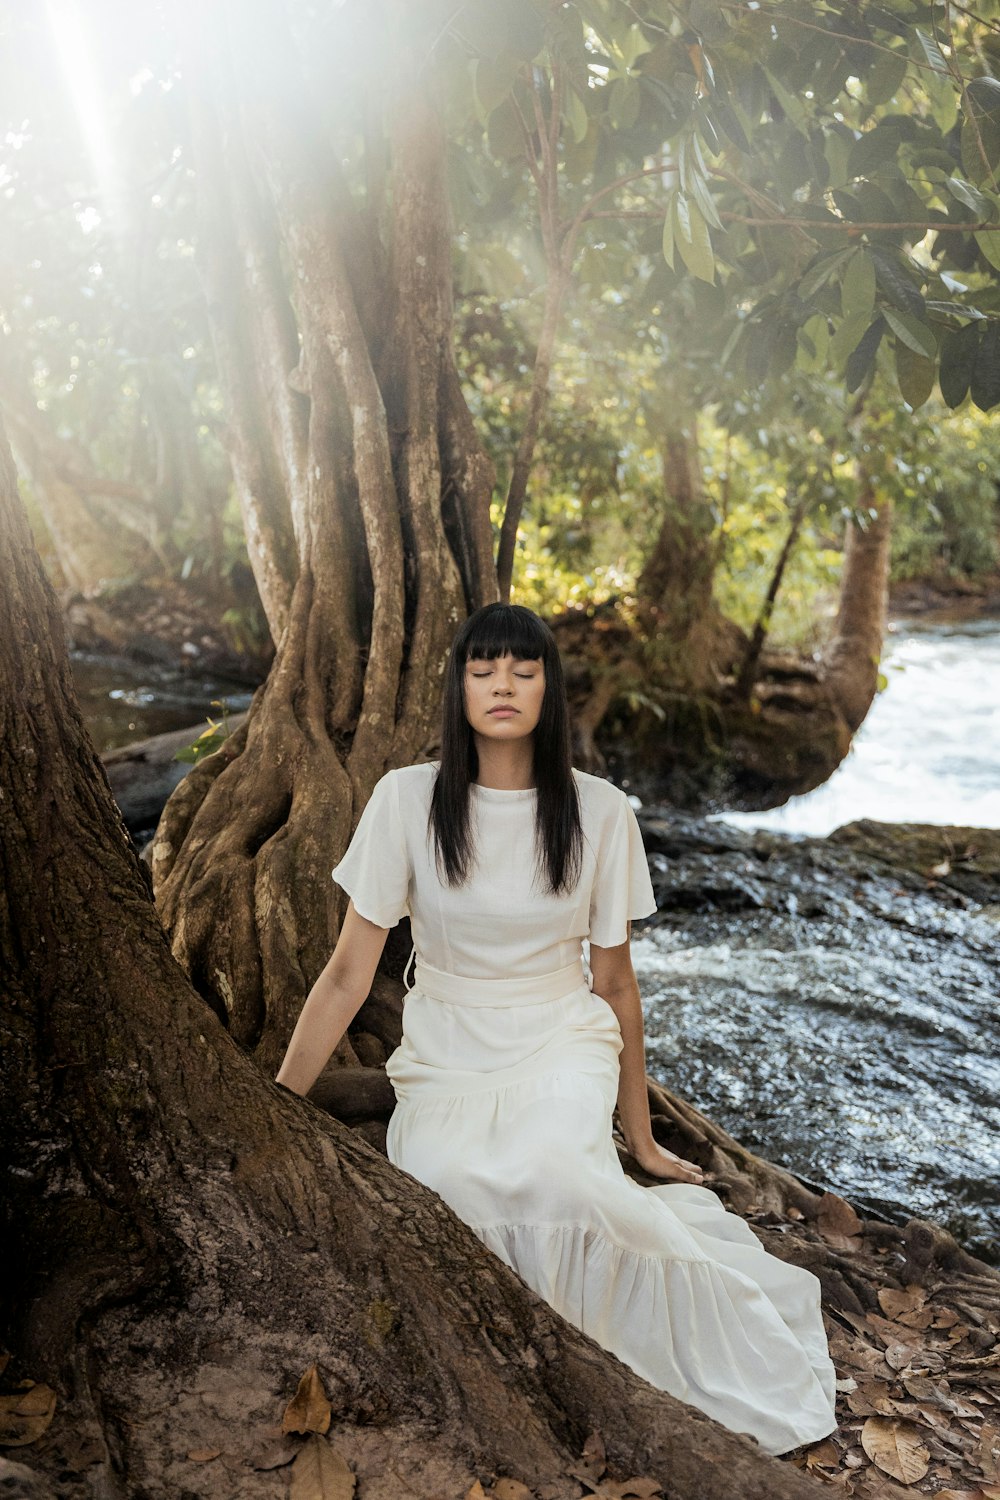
[472, 738, 536, 791]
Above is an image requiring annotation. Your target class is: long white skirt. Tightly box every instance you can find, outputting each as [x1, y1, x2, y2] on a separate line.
[385, 956, 838, 1456]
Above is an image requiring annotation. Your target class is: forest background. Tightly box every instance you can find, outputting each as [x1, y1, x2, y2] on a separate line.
[2, 1, 1000, 1499]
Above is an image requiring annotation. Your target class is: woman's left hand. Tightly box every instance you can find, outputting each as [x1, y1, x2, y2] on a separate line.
[628, 1139, 706, 1185]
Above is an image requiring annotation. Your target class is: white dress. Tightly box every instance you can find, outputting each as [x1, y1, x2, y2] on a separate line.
[332, 763, 838, 1455]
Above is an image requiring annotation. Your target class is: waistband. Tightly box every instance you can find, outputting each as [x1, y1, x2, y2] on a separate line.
[410, 956, 587, 1007]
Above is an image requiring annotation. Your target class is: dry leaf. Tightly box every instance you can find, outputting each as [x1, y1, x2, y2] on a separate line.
[186, 1447, 222, 1462]
[0, 1381, 57, 1447]
[879, 1287, 928, 1321]
[494, 1481, 533, 1500]
[860, 1417, 930, 1484]
[848, 1382, 896, 1417]
[289, 1435, 355, 1500]
[465, 1484, 488, 1500]
[978, 1424, 1000, 1481]
[932, 1490, 1000, 1499]
[283, 1364, 332, 1436]
[806, 1439, 842, 1468]
[817, 1191, 864, 1239]
[593, 1481, 662, 1499]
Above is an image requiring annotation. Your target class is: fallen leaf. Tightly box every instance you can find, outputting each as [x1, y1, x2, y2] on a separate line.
[978, 1424, 1000, 1481]
[186, 1447, 222, 1463]
[879, 1287, 928, 1321]
[283, 1364, 332, 1436]
[806, 1438, 842, 1467]
[494, 1481, 533, 1500]
[860, 1416, 930, 1484]
[598, 1480, 662, 1499]
[848, 1382, 896, 1417]
[251, 1438, 299, 1471]
[0, 1382, 57, 1447]
[465, 1485, 488, 1500]
[817, 1191, 864, 1239]
[932, 1490, 1000, 1499]
[290, 1435, 355, 1499]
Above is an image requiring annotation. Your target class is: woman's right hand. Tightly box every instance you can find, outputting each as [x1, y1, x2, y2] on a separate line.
[628, 1139, 706, 1185]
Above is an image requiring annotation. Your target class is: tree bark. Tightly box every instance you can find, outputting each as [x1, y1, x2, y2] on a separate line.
[152, 2, 496, 1070]
[821, 460, 893, 733]
[1, 414, 843, 1500]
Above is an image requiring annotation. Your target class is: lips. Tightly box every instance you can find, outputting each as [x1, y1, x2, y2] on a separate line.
[488, 707, 519, 715]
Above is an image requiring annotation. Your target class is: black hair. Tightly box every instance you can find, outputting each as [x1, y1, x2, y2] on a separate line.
[429, 602, 583, 896]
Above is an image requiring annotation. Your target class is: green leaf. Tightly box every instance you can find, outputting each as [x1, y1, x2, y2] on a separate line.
[864, 50, 909, 107]
[939, 321, 981, 407]
[608, 76, 641, 130]
[672, 191, 715, 283]
[688, 164, 724, 230]
[824, 130, 853, 190]
[831, 311, 870, 370]
[895, 342, 935, 409]
[796, 313, 830, 373]
[486, 99, 525, 160]
[974, 226, 1000, 273]
[764, 67, 808, 132]
[662, 190, 676, 269]
[708, 91, 751, 153]
[881, 305, 937, 358]
[947, 175, 997, 218]
[914, 28, 949, 76]
[871, 249, 925, 318]
[505, 0, 546, 60]
[798, 247, 854, 301]
[841, 249, 876, 324]
[970, 320, 1000, 411]
[689, 0, 731, 44]
[473, 55, 520, 118]
[564, 85, 589, 144]
[845, 317, 886, 393]
[618, 22, 652, 70]
[960, 113, 1000, 187]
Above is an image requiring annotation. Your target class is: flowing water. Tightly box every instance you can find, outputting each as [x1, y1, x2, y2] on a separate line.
[72, 651, 255, 753]
[712, 618, 1000, 836]
[632, 619, 1000, 1262]
[76, 623, 1000, 1260]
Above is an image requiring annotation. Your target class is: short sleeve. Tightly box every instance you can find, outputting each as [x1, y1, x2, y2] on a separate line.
[331, 771, 410, 928]
[588, 792, 657, 948]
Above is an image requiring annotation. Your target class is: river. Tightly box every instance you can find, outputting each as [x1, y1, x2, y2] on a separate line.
[631, 619, 1000, 1263]
[75, 622, 1000, 1262]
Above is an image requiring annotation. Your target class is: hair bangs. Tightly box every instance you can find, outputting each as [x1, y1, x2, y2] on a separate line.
[459, 604, 547, 666]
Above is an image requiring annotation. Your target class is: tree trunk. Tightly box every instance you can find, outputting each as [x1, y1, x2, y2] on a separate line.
[821, 461, 893, 733]
[152, 3, 497, 1069]
[636, 426, 741, 695]
[0, 414, 852, 1500]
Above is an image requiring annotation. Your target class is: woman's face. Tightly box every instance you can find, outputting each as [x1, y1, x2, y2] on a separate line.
[463, 652, 546, 741]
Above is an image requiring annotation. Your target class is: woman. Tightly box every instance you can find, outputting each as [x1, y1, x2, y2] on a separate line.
[276, 602, 839, 1456]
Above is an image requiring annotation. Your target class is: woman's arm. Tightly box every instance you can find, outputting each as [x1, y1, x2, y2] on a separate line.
[275, 899, 391, 1097]
[589, 925, 704, 1185]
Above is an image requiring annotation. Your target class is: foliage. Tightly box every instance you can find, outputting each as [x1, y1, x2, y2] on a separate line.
[4, 0, 1000, 646]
